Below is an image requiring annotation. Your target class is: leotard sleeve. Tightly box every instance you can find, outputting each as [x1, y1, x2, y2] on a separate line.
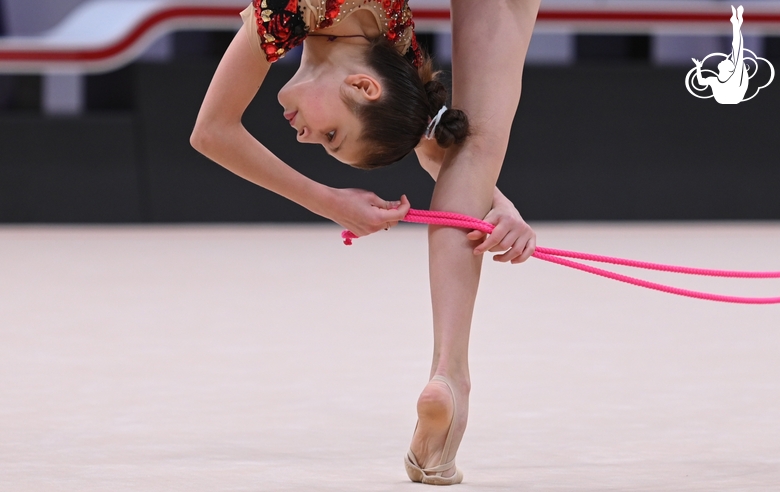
[243, 0, 309, 64]
[240, 5, 265, 60]
[241, 0, 421, 67]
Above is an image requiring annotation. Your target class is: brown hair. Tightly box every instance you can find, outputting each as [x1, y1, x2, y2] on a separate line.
[348, 38, 470, 170]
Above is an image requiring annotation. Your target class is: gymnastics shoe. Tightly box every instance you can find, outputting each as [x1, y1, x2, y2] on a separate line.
[404, 375, 464, 485]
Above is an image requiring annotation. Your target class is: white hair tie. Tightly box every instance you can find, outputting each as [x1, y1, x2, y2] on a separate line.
[425, 105, 448, 140]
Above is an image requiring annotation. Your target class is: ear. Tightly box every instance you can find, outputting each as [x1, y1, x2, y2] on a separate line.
[345, 74, 382, 102]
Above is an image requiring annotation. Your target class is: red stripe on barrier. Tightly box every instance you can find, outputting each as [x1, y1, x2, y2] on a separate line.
[3, 7, 780, 64]
[0, 7, 239, 62]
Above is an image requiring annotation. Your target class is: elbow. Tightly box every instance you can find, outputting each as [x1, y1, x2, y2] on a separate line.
[190, 122, 212, 156]
[191, 119, 241, 159]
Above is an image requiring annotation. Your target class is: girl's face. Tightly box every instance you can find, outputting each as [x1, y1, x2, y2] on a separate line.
[277, 72, 381, 167]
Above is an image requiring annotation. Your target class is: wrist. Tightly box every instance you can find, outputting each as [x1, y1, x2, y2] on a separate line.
[492, 187, 508, 207]
[308, 185, 341, 220]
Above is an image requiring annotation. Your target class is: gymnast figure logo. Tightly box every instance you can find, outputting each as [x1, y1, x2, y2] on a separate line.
[685, 5, 774, 104]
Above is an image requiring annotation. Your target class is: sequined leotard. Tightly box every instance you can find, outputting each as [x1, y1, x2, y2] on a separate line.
[240, 0, 422, 67]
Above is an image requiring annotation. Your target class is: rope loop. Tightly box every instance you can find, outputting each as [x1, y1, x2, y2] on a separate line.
[341, 209, 780, 305]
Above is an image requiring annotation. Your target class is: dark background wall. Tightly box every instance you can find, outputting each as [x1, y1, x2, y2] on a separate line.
[1, 60, 779, 223]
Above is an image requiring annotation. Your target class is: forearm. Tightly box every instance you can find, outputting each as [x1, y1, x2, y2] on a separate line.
[190, 27, 339, 219]
[491, 186, 512, 209]
[192, 122, 335, 218]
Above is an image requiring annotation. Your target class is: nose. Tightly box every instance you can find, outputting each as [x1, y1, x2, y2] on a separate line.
[296, 126, 317, 144]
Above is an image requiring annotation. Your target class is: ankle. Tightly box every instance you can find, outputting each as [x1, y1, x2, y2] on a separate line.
[431, 370, 471, 395]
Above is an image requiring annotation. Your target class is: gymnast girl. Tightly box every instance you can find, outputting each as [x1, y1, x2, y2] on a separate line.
[191, 0, 541, 485]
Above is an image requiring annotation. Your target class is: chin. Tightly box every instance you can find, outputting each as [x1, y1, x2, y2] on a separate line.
[335, 156, 359, 168]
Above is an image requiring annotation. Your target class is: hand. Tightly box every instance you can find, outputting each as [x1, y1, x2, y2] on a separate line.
[327, 189, 410, 237]
[466, 198, 536, 264]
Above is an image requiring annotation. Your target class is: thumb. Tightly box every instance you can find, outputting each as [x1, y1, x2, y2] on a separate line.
[467, 230, 486, 240]
[381, 195, 410, 222]
[397, 194, 411, 213]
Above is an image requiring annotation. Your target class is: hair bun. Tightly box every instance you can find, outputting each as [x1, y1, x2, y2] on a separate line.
[424, 80, 447, 115]
[433, 108, 470, 148]
[424, 81, 470, 148]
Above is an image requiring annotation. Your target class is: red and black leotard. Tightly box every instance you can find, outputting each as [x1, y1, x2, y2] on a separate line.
[241, 0, 422, 67]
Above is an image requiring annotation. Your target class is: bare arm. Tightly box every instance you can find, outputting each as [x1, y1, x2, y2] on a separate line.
[191, 28, 408, 235]
[191, 28, 333, 216]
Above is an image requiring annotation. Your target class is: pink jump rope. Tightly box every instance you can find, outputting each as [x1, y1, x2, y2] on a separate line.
[342, 209, 780, 305]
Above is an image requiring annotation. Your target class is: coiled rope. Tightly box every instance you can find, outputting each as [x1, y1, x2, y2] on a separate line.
[341, 209, 780, 305]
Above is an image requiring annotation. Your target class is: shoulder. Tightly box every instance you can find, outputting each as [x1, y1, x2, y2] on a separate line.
[245, 0, 422, 66]
[362, 0, 422, 67]
[388, 1, 422, 67]
[250, 0, 310, 63]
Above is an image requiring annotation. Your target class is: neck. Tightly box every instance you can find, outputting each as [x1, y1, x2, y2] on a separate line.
[299, 38, 367, 75]
[295, 9, 377, 79]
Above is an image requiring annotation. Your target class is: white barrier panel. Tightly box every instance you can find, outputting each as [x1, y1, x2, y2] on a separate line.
[2, 1, 780, 74]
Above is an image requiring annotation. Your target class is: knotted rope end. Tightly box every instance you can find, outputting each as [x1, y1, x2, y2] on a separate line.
[341, 230, 357, 246]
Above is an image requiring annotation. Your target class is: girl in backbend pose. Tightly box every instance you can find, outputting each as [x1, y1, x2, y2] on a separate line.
[192, 0, 541, 485]
[692, 5, 749, 104]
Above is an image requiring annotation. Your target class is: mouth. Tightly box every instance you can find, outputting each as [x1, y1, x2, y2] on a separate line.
[284, 110, 298, 127]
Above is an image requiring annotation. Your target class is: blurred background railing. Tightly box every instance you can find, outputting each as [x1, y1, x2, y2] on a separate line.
[1, 1, 778, 222]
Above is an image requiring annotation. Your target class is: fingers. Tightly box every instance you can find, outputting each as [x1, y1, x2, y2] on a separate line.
[511, 234, 537, 264]
[369, 193, 397, 210]
[466, 230, 486, 241]
[472, 224, 501, 255]
[492, 238, 525, 263]
[473, 223, 519, 256]
[492, 233, 537, 264]
[347, 193, 407, 235]
[371, 193, 410, 211]
[376, 194, 410, 223]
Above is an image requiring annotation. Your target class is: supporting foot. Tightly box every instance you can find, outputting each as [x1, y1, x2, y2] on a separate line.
[405, 376, 467, 485]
